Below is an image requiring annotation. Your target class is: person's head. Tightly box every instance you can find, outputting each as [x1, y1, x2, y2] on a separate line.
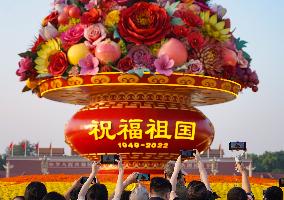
[129, 184, 149, 200]
[13, 196, 25, 200]
[86, 183, 108, 200]
[69, 186, 82, 200]
[121, 190, 131, 200]
[150, 177, 172, 200]
[164, 161, 185, 185]
[264, 186, 283, 200]
[227, 187, 247, 200]
[187, 180, 212, 200]
[24, 181, 47, 200]
[42, 192, 65, 200]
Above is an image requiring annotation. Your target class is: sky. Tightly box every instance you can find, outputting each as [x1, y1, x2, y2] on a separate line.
[0, 0, 283, 156]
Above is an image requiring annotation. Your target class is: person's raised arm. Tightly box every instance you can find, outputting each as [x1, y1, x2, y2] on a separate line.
[112, 156, 124, 200]
[236, 162, 252, 193]
[169, 155, 182, 200]
[194, 150, 211, 191]
[64, 177, 82, 200]
[109, 172, 138, 200]
[77, 161, 100, 200]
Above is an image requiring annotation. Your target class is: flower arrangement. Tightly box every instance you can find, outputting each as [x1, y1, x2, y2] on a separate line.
[16, 0, 259, 92]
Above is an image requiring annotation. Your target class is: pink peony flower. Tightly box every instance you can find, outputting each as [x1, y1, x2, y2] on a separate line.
[84, 23, 106, 49]
[128, 45, 154, 69]
[60, 24, 84, 49]
[78, 54, 99, 75]
[85, 0, 97, 10]
[154, 54, 175, 76]
[237, 50, 249, 68]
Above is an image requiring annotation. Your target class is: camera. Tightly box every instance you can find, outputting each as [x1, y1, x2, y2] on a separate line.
[100, 154, 120, 164]
[136, 173, 150, 181]
[279, 178, 284, 187]
[80, 177, 97, 184]
[229, 142, 247, 151]
[180, 150, 196, 158]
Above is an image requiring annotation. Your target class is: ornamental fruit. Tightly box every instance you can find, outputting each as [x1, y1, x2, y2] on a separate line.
[158, 38, 188, 67]
[58, 12, 69, 24]
[69, 6, 81, 18]
[67, 43, 90, 65]
[222, 48, 238, 67]
[95, 40, 121, 64]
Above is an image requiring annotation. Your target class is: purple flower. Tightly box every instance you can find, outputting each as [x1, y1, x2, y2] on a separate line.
[78, 54, 99, 75]
[16, 57, 37, 81]
[154, 54, 175, 76]
[185, 59, 204, 74]
[128, 45, 154, 69]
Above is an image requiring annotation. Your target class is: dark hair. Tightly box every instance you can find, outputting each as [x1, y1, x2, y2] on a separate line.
[227, 187, 247, 200]
[70, 186, 82, 200]
[86, 183, 108, 200]
[121, 190, 131, 200]
[42, 192, 65, 200]
[13, 196, 25, 200]
[150, 177, 172, 197]
[264, 186, 283, 200]
[24, 182, 47, 200]
[187, 181, 211, 200]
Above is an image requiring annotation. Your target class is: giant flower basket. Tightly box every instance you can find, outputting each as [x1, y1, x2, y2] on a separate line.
[16, 0, 259, 172]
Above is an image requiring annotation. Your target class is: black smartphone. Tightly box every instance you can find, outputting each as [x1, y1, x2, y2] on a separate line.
[100, 154, 120, 164]
[279, 178, 284, 187]
[180, 150, 196, 158]
[229, 142, 247, 151]
[80, 177, 96, 184]
[136, 173, 150, 181]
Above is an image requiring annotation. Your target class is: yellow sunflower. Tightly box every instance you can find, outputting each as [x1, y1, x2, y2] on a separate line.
[200, 11, 231, 42]
[34, 38, 61, 74]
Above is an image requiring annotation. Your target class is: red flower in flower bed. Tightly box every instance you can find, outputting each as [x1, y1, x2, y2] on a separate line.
[187, 31, 204, 49]
[118, 2, 171, 45]
[31, 36, 45, 53]
[48, 52, 68, 76]
[117, 57, 134, 72]
[175, 10, 203, 27]
[81, 8, 100, 25]
[42, 11, 59, 27]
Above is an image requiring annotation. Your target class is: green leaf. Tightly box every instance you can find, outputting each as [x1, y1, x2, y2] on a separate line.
[165, 1, 180, 16]
[235, 37, 248, 50]
[171, 17, 185, 26]
[242, 51, 252, 63]
[127, 68, 150, 78]
[113, 29, 121, 39]
[18, 51, 37, 59]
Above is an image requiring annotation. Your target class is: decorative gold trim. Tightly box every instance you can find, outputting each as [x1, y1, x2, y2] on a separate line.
[91, 75, 111, 84]
[67, 76, 84, 86]
[118, 74, 139, 83]
[176, 76, 196, 85]
[221, 82, 232, 91]
[201, 79, 217, 88]
[148, 75, 169, 84]
[50, 79, 62, 89]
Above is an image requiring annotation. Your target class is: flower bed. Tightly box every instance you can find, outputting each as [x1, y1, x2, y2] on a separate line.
[0, 174, 281, 200]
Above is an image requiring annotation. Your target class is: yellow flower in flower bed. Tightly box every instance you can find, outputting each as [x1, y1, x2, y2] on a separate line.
[105, 10, 120, 28]
[200, 11, 231, 42]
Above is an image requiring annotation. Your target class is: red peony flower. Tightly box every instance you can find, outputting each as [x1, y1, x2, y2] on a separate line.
[117, 57, 134, 72]
[175, 10, 203, 27]
[118, 2, 171, 45]
[42, 11, 59, 27]
[172, 25, 189, 38]
[48, 52, 68, 76]
[187, 31, 204, 49]
[31, 36, 45, 53]
[81, 8, 100, 25]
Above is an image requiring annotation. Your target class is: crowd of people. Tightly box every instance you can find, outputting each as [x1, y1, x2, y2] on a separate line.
[11, 150, 283, 200]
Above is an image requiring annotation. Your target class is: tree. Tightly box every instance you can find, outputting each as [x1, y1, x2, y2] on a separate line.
[248, 151, 284, 173]
[5, 140, 37, 156]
